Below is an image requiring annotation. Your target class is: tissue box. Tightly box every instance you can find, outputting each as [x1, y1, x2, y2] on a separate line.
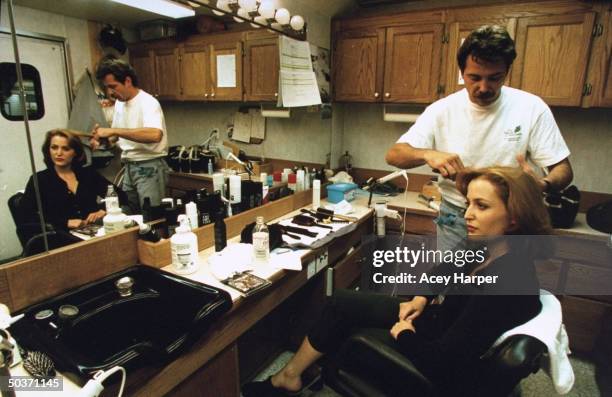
[327, 183, 358, 203]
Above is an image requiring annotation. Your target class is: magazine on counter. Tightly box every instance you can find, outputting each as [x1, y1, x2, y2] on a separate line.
[220, 271, 271, 297]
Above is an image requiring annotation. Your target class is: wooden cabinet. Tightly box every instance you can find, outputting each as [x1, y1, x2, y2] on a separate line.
[153, 47, 181, 100]
[244, 37, 279, 102]
[510, 12, 596, 106]
[333, 1, 611, 107]
[584, 4, 612, 107]
[180, 44, 210, 101]
[210, 41, 243, 101]
[444, 19, 516, 96]
[383, 23, 444, 103]
[333, 24, 444, 103]
[333, 28, 385, 102]
[130, 48, 156, 96]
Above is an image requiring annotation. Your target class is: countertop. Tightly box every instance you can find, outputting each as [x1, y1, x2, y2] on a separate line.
[356, 189, 608, 239]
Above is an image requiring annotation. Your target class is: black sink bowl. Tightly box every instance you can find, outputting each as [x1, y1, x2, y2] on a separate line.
[10, 265, 232, 382]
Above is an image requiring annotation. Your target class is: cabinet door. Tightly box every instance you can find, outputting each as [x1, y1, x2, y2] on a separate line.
[333, 28, 385, 102]
[244, 38, 279, 102]
[130, 48, 157, 96]
[444, 19, 516, 96]
[585, 5, 612, 107]
[180, 44, 210, 101]
[383, 24, 444, 103]
[210, 42, 243, 101]
[510, 12, 596, 106]
[154, 47, 181, 100]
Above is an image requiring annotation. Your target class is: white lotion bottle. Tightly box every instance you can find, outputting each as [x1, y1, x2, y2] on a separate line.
[312, 179, 321, 210]
[171, 215, 199, 275]
[185, 201, 198, 230]
[103, 206, 127, 234]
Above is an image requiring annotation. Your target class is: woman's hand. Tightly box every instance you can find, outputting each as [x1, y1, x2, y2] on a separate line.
[398, 296, 428, 321]
[85, 210, 106, 224]
[67, 219, 84, 229]
[390, 320, 415, 340]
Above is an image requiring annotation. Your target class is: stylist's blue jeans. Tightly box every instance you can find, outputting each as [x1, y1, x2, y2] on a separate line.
[435, 199, 467, 253]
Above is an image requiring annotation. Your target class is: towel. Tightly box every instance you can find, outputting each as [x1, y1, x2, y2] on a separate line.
[491, 291, 574, 394]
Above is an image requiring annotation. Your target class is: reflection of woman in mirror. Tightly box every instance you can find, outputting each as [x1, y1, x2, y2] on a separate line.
[21, 129, 124, 231]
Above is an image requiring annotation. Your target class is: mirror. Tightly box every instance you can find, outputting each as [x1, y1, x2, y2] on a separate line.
[1, 2, 335, 266]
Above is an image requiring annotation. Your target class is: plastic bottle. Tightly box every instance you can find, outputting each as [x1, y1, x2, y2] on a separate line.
[105, 185, 119, 211]
[214, 211, 227, 252]
[288, 173, 297, 192]
[252, 216, 270, 264]
[207, 158, 213, 175]
[142, 197, 152, 222]
[296, 170, 305, 192]
[185, 201, 198, 230]
[312, 179, 321, 210]
[303, 167, 310, 190]
[171, 215, 199, 275]
[103, 206, 127, 234]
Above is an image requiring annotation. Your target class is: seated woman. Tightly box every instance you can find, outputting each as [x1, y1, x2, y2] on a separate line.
[243, 166, 551, 396]
[21, 129, 124, 232]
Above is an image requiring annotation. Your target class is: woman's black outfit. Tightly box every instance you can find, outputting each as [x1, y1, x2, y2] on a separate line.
[308, 251, 541, 396]
[21, 166, 122, 232]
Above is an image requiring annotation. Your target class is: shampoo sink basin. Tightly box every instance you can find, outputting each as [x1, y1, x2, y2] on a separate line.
[10, 265, 232, 382]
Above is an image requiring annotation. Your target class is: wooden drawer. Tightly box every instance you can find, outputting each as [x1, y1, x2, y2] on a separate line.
[333, 245, 366, 290]
[561, 295, 612, 353]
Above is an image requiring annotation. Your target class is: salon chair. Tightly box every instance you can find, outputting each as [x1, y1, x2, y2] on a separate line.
[323, 328, 546, 397]
[8, 192, 80, 257]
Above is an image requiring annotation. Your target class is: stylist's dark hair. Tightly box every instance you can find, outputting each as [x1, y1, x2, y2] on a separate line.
[42, 129, 86, 169]
[457, 25, 517, 73]
[95, 56, 139, 87]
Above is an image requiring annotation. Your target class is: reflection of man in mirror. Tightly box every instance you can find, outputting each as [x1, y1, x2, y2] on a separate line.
[91, 58, 169, 213]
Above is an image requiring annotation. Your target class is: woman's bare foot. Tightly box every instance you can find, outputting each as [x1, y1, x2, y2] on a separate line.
[270, 366, 302, 393]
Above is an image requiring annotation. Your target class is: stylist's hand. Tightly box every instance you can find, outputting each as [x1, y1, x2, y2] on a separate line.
[398, 296, 427, 321]
[390, 320, 415, 339]
[516, 154, 547, 191]
[85, 210, 106, 225]
[67, 219, 84, 229]
[423, 150, 464, 180]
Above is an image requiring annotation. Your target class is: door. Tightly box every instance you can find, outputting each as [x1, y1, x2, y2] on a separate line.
[332, 28, 385, 102]
[210, 42, 243, 101]
[0, 34, 70, 260]
[444, 19, 516, 96]
[180, 44, 210, 101]
[130, 47, 157, 96]
[154, 47, 181, 100]
[383, 23, 444, 103]
[244, 38, 279, 102]
[510, 12, 596, 106]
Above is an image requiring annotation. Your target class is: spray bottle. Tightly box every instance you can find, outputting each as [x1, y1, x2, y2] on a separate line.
[171, 215, 199, 275]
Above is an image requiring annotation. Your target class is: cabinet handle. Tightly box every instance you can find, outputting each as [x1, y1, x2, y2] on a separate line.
[204, 93, 209, 98]
[374, 92, 380, 98]
[211, 92, 216, 98]
[274, 93, 278, 97]
[385, 92, 390, 98]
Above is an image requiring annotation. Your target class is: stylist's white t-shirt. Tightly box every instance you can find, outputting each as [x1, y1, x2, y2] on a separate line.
[397, 86, 570, 208]
[112, 90, 168, 161]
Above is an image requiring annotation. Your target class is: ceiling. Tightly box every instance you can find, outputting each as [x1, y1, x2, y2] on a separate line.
[13, 0, 358, 28]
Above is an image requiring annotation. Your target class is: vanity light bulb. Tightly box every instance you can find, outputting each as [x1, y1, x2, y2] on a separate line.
[234, 7, 251, 22]
[253, 15, 268, 26]
[238, 0, 257, 11]
[214, 0, 230, 15]
[275, 8, 290, 25]
[258, 0, 275, 19]
[290, 15, 304, 31]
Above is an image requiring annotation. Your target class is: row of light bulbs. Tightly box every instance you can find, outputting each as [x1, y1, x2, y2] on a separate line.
[211, 0, 305, 31]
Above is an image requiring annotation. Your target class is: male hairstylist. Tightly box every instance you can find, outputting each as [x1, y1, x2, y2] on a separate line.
[386, 25, 573, 250]
[91, 58, 169, 213]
